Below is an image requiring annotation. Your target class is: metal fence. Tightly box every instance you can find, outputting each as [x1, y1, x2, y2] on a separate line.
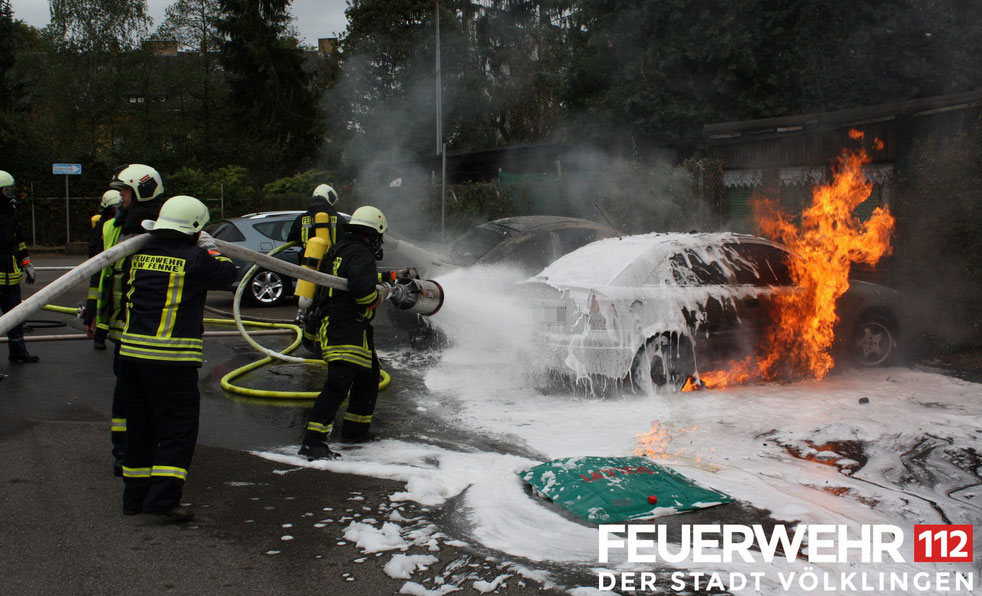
[18, 197, 224, 248]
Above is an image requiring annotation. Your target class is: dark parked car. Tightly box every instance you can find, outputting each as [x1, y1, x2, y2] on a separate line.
[207, 211, 306, 306]
[517, 232, 902, 389]
[443, 216, 621, 276]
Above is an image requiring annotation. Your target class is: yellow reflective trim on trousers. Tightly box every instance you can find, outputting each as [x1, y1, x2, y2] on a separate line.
[151, 465, 188, 481]
[306, 421, 333, 434]
[324, 354, 372, 368]
[156, 271, 185, 338]
[111, 418, 127, 432]
[120, 332, 202, 348]
[321, 345, 371, 358]
[123, 467, 151, 478]
[343, 413, 372, 424]
[118, 348, 203, 364]
[86, 287, 100, 301]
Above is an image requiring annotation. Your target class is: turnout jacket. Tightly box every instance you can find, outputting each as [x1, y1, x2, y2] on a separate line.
[315, 238, 380, 369]
[288, 199, 346, 251]
[0, 206, 29, 286]
[118, 236, 236, 366]
[96, 215, 126, 337]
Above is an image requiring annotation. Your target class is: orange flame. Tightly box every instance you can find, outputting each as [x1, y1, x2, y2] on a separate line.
[680, 376, 701, 392]
[699, 136, 895, 388]
[634, 422, 698, 460]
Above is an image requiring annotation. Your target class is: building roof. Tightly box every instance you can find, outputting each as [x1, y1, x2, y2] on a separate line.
[703, 89, 982, 146]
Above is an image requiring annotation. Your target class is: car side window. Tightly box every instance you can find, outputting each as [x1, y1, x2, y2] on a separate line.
[724, 243, 794, 286]
[254, 221, 288, 242]
[670, 250, 729, 286]
[555, 227, 604, 254]
[491, 233, 556, 274]
[210, 222, 246, 242]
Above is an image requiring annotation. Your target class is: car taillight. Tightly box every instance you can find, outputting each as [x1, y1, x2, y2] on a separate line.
[588, 294, 615, 330]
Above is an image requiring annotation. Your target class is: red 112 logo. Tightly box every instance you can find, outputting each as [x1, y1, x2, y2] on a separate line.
[914, 525, 973, 563]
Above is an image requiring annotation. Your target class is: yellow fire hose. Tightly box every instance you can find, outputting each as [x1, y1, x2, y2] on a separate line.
[36, 307, 391, 399]
[37, 240, 393, 400]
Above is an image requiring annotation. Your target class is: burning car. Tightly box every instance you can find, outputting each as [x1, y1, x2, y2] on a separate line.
[517, 232, 901, 390]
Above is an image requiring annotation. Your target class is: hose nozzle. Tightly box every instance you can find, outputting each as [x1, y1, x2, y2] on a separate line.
[385, 278, 444, 316]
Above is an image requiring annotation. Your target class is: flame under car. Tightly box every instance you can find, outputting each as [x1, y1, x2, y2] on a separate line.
[517, 232, 901, 390]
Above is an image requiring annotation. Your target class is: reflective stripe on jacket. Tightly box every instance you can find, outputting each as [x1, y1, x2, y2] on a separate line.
[118, 237, 236, 367]
[0, 208, 28, 286]
[315, 239, 379, 370]
[96, 218, 125, 334]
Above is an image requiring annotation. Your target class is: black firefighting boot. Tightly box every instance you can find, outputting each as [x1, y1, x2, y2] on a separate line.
[298, 442, 341, 461]
[156, 505, 195, 523]
[339, 430, 380, 444]
[8, 339, 39, 363]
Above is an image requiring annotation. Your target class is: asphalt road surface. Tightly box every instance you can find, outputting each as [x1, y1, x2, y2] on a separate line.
[0, 256, 567, 596]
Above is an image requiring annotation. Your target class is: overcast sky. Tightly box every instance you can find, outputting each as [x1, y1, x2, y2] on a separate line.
[8, 0, 350, 46]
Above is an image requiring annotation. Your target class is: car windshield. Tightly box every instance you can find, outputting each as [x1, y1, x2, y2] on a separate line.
[448, 225, 509, 265]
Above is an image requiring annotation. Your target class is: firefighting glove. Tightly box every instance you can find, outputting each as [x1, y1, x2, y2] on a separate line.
[196, 230, 218, 251]
[21, 261, 36, 284]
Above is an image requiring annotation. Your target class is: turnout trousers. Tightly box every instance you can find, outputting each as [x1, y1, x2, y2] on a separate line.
[110, 345, 125, 459]
[116, 360, 200, 514]
[0, 283, 29, 360]
[303, 329, 380, 444]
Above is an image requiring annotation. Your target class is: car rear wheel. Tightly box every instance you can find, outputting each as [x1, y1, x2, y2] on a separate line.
[632, 332, 696, 392]
[848, 313, 897, 367]
[246, 269, 290, 306]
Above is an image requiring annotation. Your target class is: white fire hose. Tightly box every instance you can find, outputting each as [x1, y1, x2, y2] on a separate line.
[0, 236, 444, 342]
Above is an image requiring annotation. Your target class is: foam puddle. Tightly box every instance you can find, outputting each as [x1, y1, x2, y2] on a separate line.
[254, 265, 981, 594]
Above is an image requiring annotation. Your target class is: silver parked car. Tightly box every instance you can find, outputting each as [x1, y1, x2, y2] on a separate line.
[517, 232, 902, 389]
[207, 211, 305, 306]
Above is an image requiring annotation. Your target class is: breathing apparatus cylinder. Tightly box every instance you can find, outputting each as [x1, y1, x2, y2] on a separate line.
[294, 234, 329, 310]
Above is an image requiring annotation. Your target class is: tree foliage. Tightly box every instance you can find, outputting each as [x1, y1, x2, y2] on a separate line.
[47, 0, 152, 52]
[217, 0, 322, 172]
[155, 0, 222, 53]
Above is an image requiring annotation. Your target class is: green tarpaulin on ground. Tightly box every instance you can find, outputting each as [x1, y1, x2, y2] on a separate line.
[521, 456, 732, 523]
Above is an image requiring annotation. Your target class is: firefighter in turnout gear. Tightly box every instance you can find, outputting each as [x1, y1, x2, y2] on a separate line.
[116, 195, 235, 521]
[97, 164, 165, 476]
[299, 206, 388, 461]
[288, 184, 345, 252]
[0, 170, 39, 364]
[289, 183, 346, 338]
[83, 189, 123, 350]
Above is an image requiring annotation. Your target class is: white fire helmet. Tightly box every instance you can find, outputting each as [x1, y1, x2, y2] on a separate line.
[110, 164, 163, 202]
[346, 206, 387, 235]
[142, 195, 210, 236]
[100, 189, 123, 209]
[0, 170, 14, 200]
[312, 183, 339, 206]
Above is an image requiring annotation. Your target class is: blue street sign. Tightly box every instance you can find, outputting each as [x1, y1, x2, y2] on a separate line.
[52, 163, 82, 175]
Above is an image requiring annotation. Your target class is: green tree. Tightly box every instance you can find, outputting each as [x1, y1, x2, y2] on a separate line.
[155, 0, 222, 53]
[152, 0, 231, 170]
[47, 0, 152, 52]
[217, 0, 323, 175]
